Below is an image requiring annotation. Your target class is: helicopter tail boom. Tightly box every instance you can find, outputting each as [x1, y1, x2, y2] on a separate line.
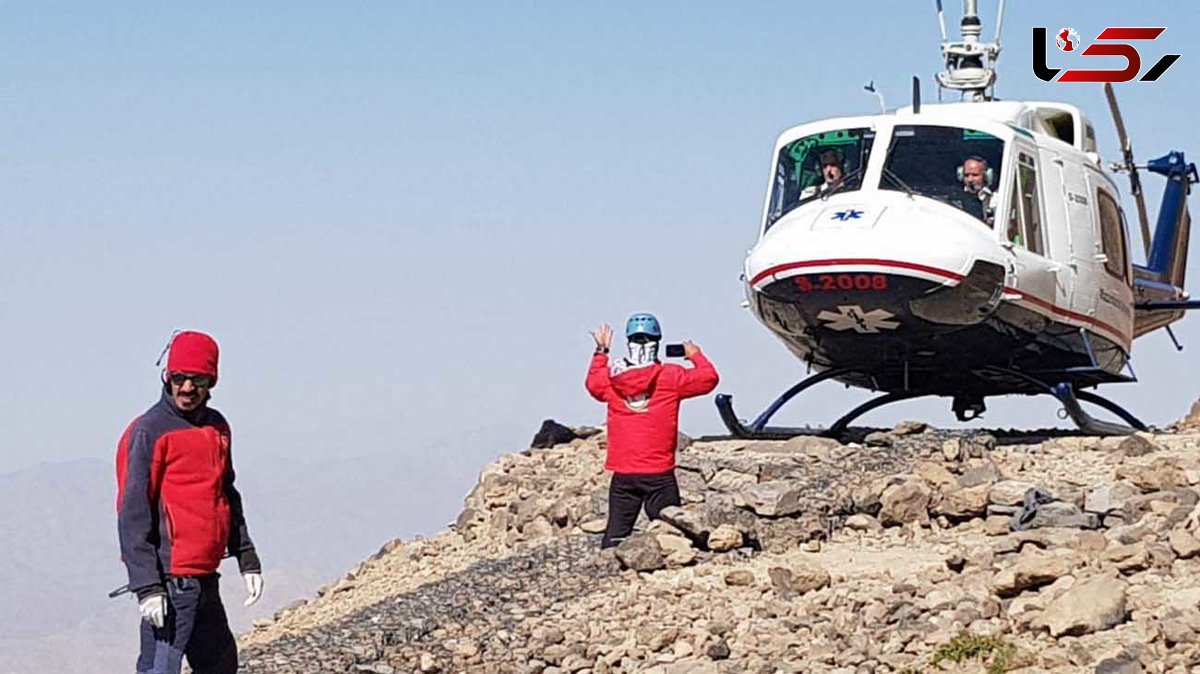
[1131, 151, 1199, 335]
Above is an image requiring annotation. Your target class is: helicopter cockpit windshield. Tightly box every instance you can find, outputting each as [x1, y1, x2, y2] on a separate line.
[766, 127, 876, 229]
[880, 125, 1005, 224]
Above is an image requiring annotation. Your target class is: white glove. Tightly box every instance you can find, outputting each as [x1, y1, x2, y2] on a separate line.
[243, 572, 264, 606]
[139, 594, 167, 628]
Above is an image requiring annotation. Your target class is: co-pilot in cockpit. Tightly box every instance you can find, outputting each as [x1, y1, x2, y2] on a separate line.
[880, 125, 1004, 225]
[957, 155, 995, 224]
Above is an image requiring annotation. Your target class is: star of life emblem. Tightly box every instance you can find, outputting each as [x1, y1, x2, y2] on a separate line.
[816, 305, 900, 333]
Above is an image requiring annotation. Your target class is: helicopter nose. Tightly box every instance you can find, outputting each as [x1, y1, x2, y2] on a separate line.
[746, 200, 1007, 329]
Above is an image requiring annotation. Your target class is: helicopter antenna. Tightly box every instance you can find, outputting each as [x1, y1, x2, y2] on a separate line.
[934, 0, 1003, 101]
[864, 80, 886, 114]
[993, 0, 1005, 44]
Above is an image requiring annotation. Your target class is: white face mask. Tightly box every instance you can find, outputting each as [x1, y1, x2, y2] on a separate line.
[625, 339, 659, 367]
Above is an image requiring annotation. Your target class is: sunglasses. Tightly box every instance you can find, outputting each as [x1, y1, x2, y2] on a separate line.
[169, 372, 214, 388]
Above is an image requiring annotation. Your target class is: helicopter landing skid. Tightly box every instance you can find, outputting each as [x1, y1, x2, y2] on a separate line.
[1049, 382, 1148, 436]
[986, 367, 1148, 436]
[715, 370, 1149, 440]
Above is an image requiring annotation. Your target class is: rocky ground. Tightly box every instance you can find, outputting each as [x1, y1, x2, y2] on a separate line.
[238, 401, 1200, 673]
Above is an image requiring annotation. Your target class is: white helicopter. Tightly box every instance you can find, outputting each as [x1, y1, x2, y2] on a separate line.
[717, 0, 1198, 438]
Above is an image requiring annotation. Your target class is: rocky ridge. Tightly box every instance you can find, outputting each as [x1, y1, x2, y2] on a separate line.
[239, 408, 1200, 673]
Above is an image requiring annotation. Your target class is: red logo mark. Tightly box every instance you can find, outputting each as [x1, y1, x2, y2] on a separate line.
[1033, 27, 1180, 83]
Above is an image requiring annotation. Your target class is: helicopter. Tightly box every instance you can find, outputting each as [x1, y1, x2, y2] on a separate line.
[716, 0, 1199, 439]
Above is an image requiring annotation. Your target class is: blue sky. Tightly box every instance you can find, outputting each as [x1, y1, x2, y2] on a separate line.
[2, 1, 1198, 476]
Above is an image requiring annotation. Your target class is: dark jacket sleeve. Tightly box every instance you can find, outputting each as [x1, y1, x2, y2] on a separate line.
[224, 441, 260, 574]
[117, 429, 165, 599]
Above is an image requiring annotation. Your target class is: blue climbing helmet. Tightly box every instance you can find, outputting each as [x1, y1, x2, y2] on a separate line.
[625, 313, 662, 341]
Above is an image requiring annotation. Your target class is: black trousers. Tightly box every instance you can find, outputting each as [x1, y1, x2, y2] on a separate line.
[136, 575, 236, 674]
[600, 471, 681, 548]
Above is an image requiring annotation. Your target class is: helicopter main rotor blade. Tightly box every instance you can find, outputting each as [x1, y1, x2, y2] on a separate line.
[1104, 82, 1152, 257]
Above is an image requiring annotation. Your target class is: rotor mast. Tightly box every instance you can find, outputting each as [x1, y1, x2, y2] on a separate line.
[935, 0, 1004, 101]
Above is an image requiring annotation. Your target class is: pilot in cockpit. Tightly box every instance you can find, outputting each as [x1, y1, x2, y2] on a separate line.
[958, 155, 995, 224]
[800, 149, 845, 200]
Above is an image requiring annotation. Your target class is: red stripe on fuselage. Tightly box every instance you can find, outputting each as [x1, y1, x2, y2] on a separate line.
[750, 258, 1130, 349]
[750, 258, 965, 287]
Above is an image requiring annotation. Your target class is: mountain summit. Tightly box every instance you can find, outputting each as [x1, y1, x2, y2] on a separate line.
[239, 412, 1200, 673]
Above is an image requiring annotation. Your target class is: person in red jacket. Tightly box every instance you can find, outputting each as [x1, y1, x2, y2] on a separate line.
[586, 313, 719, 548]
[116, 331, 262, 674]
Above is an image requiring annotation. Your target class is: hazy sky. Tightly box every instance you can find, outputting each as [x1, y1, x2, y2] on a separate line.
[3, 1, 1199, 478]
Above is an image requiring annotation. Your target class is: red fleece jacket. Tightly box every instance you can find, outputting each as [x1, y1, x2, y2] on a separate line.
[585, 350, 719, 474]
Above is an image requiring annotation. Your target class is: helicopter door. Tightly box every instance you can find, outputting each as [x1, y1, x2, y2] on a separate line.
[1002, 148, 1056, 307]
[1091, 186, 1135, 344]
[1055, 156, 1096, 317]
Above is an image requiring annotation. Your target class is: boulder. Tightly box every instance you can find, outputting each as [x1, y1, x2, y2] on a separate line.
[992, 548, 1080, 597]
[1094, 653, 1144, 674]
[706, 525, 743, 552]
[1117, 458, 1186, 492]
[768, 562, 830, 595]
[707, 469, 757, 492]
[723, 569, 756, 586]
[989, 480, 1038, 506]
[1084, 482, 1139, 516]
[1169, 530, 1200, 559]
[614, 534, 665, 571]
[1033, 573, 1128, 637]
[891, 420, 928, 436]
[864, 431, 893, 447]
[936, 483, 992, 519]
[845, 513, 882, 531]
[958, 461, 1002, 488]
[914, 461, 957, 488]
[737, 481, 804, 517]
[530, 419, 578, 449]
[879, 480, 931, 526]
[1115, 433, 1162, 457]
[1101, 542, 1151, 574]
[654, 532, 698, 567]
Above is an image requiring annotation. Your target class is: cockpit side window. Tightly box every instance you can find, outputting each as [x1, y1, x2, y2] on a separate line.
[881, 125, 1004, 224]
[765, 127, 875, 230]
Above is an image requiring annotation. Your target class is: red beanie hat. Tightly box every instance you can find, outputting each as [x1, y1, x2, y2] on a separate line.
[166, 331, 220, 384]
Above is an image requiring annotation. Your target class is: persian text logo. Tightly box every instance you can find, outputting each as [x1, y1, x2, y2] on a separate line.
[1032, 27, 1180, 83]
